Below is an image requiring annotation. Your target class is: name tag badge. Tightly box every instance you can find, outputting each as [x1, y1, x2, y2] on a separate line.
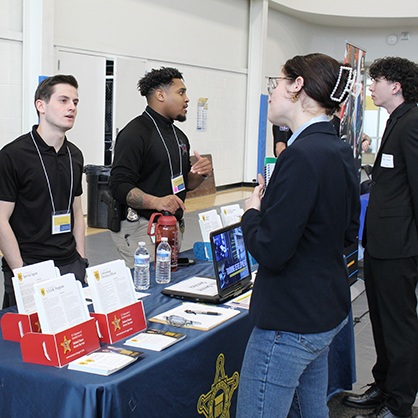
[171, 174, 185, 194]
[381, 153, 394, 168]
[52, 212, 71, 235]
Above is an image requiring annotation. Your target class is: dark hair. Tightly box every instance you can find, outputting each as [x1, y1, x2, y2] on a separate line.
[369, 57, 418, 104]
[282, 53, 352, 116]
[34, 75, 78, 116]
[138, 67, 183, 99]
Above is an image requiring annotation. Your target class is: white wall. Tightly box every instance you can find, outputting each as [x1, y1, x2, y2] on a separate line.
[54, 0, 249, 73]
[0, 0, 23, 149]
[308, 24, 418, 65]
[52, 0, 250, 190]
[2, 0, 418, 194]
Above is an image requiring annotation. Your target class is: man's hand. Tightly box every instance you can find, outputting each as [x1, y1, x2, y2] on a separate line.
[190, 150, 213, 177]
[153, 194, 186, 214]
[127, 188, 186, 215]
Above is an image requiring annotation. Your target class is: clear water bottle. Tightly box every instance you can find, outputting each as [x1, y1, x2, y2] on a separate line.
[134, 242, 150, 290]
[155, 237, 171, 284]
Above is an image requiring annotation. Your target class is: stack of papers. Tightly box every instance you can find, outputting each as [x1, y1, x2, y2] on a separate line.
[33, 273, 90, 334]
[86, 260, 137, 314]
[68, 345, 143, 375]
[220, 204, 244, 226]
[198, 209, 222, 242]
[124, 328, 186, 351]
[149, 302, 240, 331]
[12, 260, 59, 315]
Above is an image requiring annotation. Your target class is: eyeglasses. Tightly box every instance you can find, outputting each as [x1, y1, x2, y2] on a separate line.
[267, 76, 294, 96]
[165, 315, 201, 328]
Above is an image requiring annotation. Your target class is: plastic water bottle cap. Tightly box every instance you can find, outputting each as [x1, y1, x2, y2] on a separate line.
[138, 241, 145, 246]
[161, 237, 168, 242]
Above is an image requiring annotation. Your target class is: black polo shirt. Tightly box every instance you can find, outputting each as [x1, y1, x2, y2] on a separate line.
[0, 125, 84, 270]
[109, 106, 191, 220]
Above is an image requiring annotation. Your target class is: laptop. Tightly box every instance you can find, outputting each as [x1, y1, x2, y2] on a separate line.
[161, 222, 253, 304]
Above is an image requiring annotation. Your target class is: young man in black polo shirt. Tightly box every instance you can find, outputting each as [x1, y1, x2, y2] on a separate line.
[109, 67, 213, 267]
[0, 75, 88, 308]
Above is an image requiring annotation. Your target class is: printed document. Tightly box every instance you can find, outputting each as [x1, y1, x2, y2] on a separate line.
[86, 260, 137, 314]
[12, 260, 58, 314]
[34, 273, 90, 334]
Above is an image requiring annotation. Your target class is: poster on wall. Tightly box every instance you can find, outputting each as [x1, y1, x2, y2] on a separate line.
[340, 42, 367, 181]
[197, 98, 208, 131]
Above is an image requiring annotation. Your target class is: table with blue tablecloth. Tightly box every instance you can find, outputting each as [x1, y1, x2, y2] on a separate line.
[0, 250, 355, 418]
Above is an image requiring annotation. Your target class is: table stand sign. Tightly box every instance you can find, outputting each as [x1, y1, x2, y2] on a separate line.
[91, 300, 147, 344]
[1, 311, 40, 342]
[20, 317, 100, 368]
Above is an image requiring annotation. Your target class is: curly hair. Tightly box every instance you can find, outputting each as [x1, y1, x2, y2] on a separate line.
[138, 67, 183, 99]
[282, 53, 353, 116]
[369, 57, 418, 103]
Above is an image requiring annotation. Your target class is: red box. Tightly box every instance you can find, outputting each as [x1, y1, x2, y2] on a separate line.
[1, 312, 41, 342]
[90, 300, 146, 344]
[20, 318, 100, 368]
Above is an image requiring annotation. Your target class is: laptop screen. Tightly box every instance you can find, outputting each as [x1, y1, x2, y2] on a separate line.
[210, 222, 251, 294]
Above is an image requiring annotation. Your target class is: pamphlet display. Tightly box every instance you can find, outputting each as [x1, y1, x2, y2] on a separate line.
[68, 345, 143, 375]
[20, 317, 100, 368]
[86, 260, 147, 343]
[195, 205, 244, 261]
[1, 260, 60, 342]
[124, 328, 186, 351]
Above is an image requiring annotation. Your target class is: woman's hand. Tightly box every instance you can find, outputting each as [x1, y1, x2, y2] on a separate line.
[245, 173, 265, 212]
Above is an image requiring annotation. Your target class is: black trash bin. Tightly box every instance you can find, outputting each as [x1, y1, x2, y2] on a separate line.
[83, 165, 112, 229]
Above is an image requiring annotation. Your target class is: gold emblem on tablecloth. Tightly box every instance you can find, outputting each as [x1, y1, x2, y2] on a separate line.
[197, 353, 239, 418]
[61, 336, 72, 354]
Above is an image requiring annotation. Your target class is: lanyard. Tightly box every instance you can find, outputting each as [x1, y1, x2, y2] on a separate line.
[30, 131, 74, 215]
[145, 110, 183, 178]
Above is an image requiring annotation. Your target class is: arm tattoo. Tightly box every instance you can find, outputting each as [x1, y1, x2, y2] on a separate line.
[126, 189, 153, 209]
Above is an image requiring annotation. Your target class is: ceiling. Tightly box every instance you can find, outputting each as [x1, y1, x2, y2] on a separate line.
[269, 2, 418, 28]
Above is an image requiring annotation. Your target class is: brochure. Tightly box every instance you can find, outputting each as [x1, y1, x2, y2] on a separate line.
[149, 302, 240, 331]
[68, 345, 143, 376]
[12, 260, 59, 315]
[198, 209, 222, 242]
[220, 204, 244, 226]
[124, 328, 186, 351]
[85, 260, 137, 314]
[33, 273, 90, 334]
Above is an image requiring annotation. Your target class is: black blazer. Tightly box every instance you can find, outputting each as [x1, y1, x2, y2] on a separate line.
[242, 121, 360, 333]
[364, 103, 418, 259]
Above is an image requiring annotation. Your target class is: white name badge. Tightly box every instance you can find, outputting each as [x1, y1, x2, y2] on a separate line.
[171, 174, 185, 194]
[52, 212, 71, 235]
[381, 153, 394, 168]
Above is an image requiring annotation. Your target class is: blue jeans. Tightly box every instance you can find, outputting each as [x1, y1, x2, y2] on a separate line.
[236, 317, 348, 418]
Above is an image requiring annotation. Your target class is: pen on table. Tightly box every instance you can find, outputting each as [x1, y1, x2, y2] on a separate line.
[185, 309, 222, 316]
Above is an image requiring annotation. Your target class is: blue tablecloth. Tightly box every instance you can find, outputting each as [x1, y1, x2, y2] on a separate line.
[0, 250, 355, 418]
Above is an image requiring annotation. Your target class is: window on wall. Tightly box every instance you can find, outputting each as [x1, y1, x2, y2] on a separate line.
[363, 73, 389, 157]
[105, 60, 114, 166]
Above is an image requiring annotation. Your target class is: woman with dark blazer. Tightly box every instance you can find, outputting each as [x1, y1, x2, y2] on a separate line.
[236, 53, 360, 418]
